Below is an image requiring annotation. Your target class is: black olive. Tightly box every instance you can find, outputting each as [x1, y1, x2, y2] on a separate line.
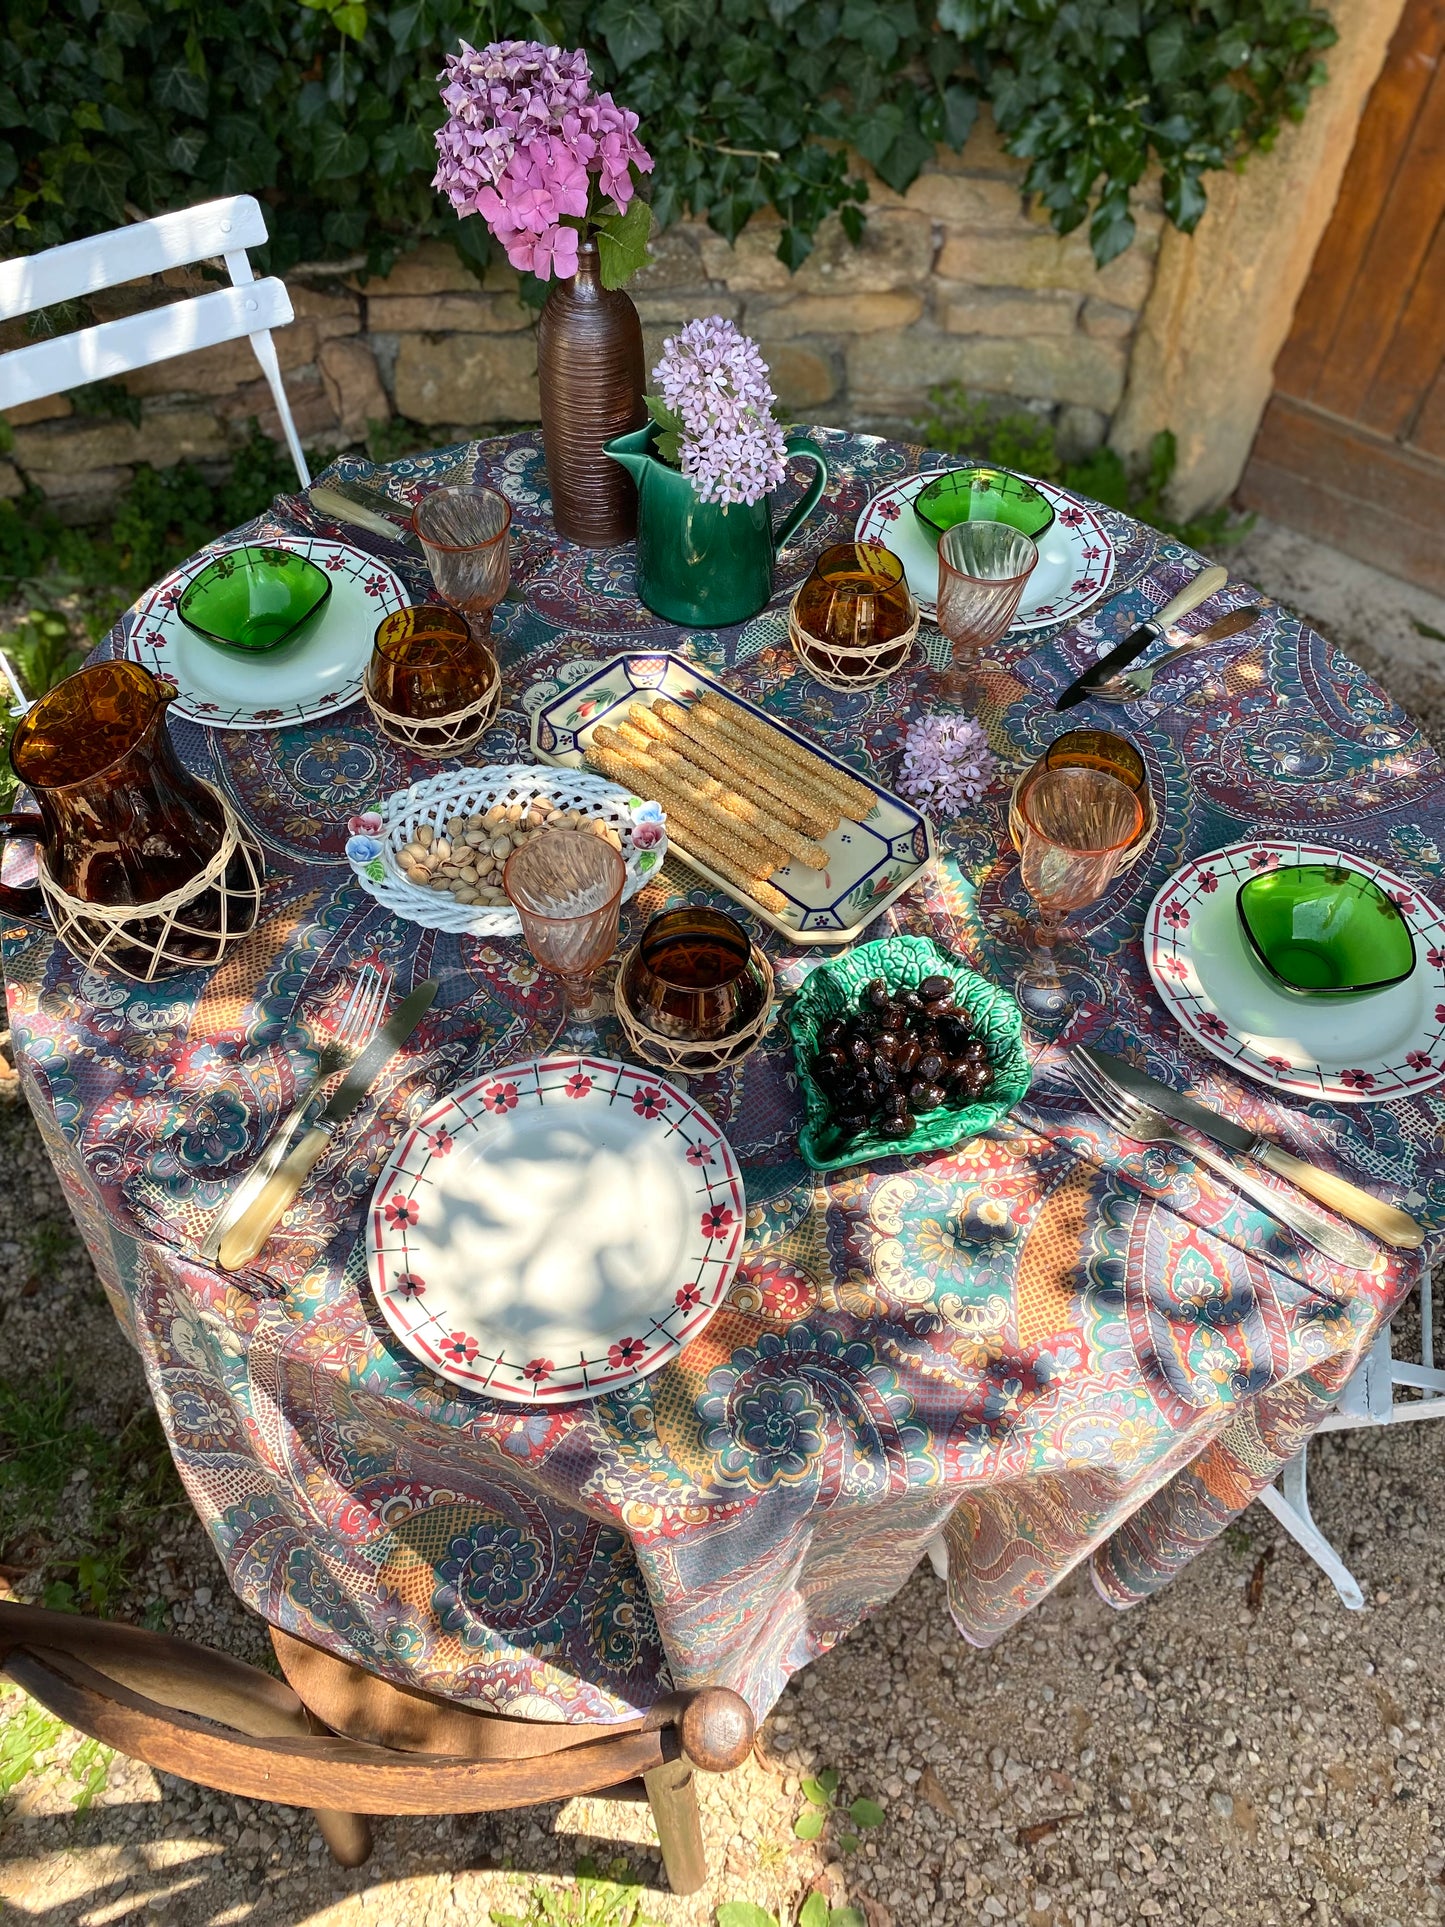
[917, 974, 952, 1002]
[897, 988, 922, 1012]
[964, 1040, 988, 1064]
[912, 1082, 946, 1111]
[924, 996, 954, 1018]
[847, 1033, 874, 1064]
[879, 1109, 915, 1139]
[835, 1111, 868, 1137]
[896, 1037, 921, 1075]
[873, 1032, 901, 1062]
[962, 1066, 990, 1097]
[917, 1051, 944, 1082]
[820, 1018, 845, 1046]
[865, 978, 890, 1009]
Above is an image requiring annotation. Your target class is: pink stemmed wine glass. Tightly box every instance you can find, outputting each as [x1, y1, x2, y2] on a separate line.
[1012, 765, 1143, 1034]
[412, 485, 512, 641]
[935, 521, 1038, 711]
[504, 829, 627, 1041]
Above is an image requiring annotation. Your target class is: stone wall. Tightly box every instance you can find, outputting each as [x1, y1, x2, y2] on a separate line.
[1, 109, 1171, 520]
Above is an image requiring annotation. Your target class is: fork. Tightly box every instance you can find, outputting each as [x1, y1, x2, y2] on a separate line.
[1091, 605, 1265, 703]
[1068, 1052, 1370, 1288]
[200, 965, 389, 1263]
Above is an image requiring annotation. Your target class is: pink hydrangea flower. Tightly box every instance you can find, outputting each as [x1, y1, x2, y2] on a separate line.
[433, 40, 652, 281]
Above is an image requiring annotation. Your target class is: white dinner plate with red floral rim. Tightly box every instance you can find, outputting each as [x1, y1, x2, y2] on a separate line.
[854, 472, 1115, 629]
[1144, 838, 1445, 1103]
[125, 537, 407, 729]
[366, 1056, 746, 1404]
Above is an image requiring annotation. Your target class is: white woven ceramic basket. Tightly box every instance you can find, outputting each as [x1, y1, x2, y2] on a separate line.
[347, 763, 668, 938]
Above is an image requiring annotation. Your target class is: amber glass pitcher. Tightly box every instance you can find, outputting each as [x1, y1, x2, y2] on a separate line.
[0, 659, 259, 972]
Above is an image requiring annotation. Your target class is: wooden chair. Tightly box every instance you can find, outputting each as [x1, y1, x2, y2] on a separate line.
[0, 194, 311, 486]
[0, 1602, 754, 1894]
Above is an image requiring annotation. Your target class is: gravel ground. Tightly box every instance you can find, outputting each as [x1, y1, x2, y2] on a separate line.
[1, 518, 1443, 1927]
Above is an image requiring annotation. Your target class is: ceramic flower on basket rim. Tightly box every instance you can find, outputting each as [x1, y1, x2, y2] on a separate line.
[645, 316, 790, 507]
[433, 39, 654, 284]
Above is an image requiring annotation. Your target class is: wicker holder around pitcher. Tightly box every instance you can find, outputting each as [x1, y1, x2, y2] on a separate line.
[38, 784, 265, 982]
[363, 657, 502, 760]
[614, 942, 776, 1075]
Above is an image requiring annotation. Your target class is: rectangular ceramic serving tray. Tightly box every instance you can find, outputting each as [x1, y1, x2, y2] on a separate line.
[531, 653, 935, 946]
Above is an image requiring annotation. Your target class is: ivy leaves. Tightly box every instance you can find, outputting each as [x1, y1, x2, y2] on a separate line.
[0, 0, 1337, 278]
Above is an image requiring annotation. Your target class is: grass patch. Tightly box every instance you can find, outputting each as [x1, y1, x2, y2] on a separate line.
[0, 1368, 186, 1617]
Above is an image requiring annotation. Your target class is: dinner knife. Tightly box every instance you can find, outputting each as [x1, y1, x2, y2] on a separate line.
[1080, 1047, 1426, 1250]
[304, 481, 424, 554]
[1055, 564, 1228, 710]
[1089, 604, 1264, 702]
[217, 978, 439, 1272]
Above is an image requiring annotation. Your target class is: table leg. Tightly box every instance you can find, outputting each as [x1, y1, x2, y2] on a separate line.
[643, 1756, 707, 1894]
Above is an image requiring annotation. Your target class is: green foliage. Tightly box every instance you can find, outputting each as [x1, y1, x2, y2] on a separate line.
[494, 1856, 661, 1927]
[918, 382, 1255, 554]
[1, 0, 1334, 280]
[0, 1692, 113, 1809]
[0, 1368, 186, 1619]
[793, 1765, 886, 1856]
[717, 1896, 866, 1927]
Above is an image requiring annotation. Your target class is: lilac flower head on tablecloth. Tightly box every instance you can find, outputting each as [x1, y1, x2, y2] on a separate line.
[647, 318, 789, 507]
[433, 40, 652, 280]
[896, 712, 997, 816]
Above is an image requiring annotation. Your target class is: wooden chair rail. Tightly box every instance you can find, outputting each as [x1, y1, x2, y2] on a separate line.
[0, 1601, 754, 1894]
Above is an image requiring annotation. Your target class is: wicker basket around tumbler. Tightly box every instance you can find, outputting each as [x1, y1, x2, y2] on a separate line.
[788, 592, 920, 691]
[614, 942, 776, 1075]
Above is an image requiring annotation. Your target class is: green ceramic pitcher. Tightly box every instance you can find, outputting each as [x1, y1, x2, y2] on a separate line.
[603, 424, 829, 626]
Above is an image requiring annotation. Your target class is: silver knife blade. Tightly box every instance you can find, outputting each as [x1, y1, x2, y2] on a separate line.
[318, 978, 438, 1126]
[1080, 1047, 1260, 1154]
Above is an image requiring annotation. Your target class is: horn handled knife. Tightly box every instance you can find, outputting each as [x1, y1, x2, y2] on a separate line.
[1081, 1047, 1425, 1250]
[1055, 565, 1228, 711]
[218, 979, 439, 1272]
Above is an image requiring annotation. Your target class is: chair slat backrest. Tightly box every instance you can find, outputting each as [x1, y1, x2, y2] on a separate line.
[0, 282, 295, 411]
[0, 196, 271, 320]
[0, 193, 310, 486]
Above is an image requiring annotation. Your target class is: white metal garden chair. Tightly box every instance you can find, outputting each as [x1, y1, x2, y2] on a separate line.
[1259, 1272, 1445, 1608]
[0, 194, 310, 487]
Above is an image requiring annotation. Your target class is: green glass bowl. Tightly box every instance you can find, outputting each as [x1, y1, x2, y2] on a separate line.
[1236, 863, 1416, 997]
[913, 465, 1057, 547]
[789, 934, 1032, 1173]
[177, 546, 332, 654]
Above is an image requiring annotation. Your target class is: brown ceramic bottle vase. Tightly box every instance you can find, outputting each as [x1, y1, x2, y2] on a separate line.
[536, 239, 647, 547]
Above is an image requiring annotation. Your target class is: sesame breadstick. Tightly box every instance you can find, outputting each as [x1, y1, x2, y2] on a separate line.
[584, 745, 789, 913]
[693, 691, 876, 820]
[650, 699, 841, 837]
[607, 721, 827, 869]
[592, 725, 789, 876]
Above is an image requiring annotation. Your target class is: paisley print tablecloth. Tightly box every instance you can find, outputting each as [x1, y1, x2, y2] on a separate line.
[5, 429, 1443, 1726]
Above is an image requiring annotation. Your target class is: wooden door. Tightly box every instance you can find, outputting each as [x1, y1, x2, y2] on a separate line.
[1240, 0, 1445, 593]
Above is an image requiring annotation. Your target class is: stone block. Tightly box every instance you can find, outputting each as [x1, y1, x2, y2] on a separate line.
[631, 294, 742, 329]
[700, 209, 932, 295]
[629, 222, 712, 293]
[12, 405, 230, 475]
[217, 372, 338, 445]
[122, 330, 313, 400]
[934, 225, 1160, 310]
[2, 395, 70, 428]
[289, 285, 363, 339]
[0, 460, 22, 500]
[1055, 404, 1108, 459]
[366, 293, 533, 334]
[905, 172, 1030, 228]
[319, 338, 390, 442]
[393, 333, 539, 424]
[743, 291, 923, 338]
[755, 341, 838, 411]
[26, 465, 134, 519]
[1081, 298, 1137, 341]
[354, 240, 488, 296]
[938, 288, 1079, 337]
[845, 330, 1127, 415]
